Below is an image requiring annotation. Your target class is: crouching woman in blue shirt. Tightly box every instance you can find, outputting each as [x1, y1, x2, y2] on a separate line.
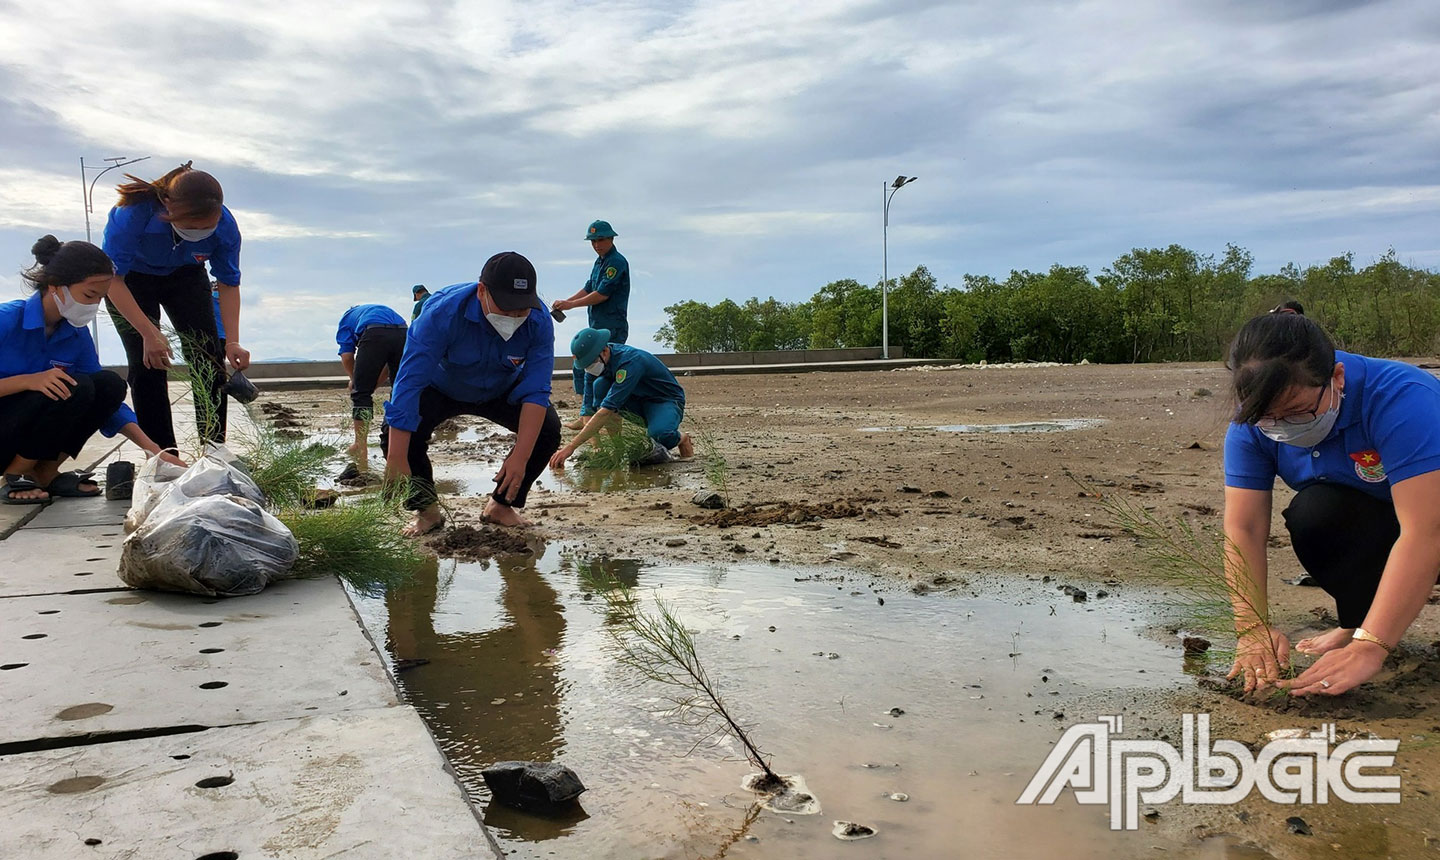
[1, 237, 181, 503]
[381, 252, 562, 535]
[1223, 305, 1440, 697]
[549, 329, 694, 471]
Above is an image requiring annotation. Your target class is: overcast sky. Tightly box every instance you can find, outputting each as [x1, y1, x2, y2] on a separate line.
[1, 0, 1437, 361]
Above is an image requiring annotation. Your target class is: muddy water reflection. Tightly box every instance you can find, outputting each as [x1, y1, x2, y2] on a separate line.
[353, 551, 1262, 859]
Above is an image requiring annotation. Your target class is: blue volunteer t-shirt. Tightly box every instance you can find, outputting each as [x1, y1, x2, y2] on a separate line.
[383, 282, 555, 433]
[584, 247, 630, 342]
[592, 343, 685, 413]
[336, 304, 407, 354]
[0, 293, 138, 436]
[102, 198, 242, 285]
[1225, 350, 1440, 500]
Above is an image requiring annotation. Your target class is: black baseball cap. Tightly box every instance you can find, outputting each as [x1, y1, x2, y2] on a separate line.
[479, 251, 541, 312]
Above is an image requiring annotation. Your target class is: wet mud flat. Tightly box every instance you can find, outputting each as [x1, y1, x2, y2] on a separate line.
[264, 365, 1440, 857]
[347, 548, 1438, 859]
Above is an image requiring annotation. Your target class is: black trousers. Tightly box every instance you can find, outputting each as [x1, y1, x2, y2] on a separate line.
[350, 325, 407, 421]
[1282, 483, 1412, 628]
[106, 265, 227, 450]
[0, 371, 128, 468]
[379, 387, 562, 511]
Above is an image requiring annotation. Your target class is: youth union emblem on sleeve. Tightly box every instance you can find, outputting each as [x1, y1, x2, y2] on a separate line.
[1349, 450, 1386, 483]
[605, 266, 617, 279]
[615, 369, 627, 384]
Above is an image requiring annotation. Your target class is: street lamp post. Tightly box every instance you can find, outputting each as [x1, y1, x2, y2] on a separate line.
[882, 174, 917, 360]
[80, 155, 149, 356]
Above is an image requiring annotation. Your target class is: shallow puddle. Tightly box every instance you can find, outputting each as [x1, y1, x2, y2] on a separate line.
[859, 418, 1106, 434]
[345, 549, 1301, 859]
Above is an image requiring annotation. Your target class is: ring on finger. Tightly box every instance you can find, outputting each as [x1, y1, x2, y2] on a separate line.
[1320, 679, 1332, 689]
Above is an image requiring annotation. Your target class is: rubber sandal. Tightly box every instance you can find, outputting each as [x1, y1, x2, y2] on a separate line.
[45, 471, 102, 498]
[3, 474, 49, 505]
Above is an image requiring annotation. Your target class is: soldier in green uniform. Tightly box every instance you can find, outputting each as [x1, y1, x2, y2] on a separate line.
[552, 220, 630, 430]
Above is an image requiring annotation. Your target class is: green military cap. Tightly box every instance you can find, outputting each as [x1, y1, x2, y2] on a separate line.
[571, 327, 612, 366]
[585, 220, 617, 240]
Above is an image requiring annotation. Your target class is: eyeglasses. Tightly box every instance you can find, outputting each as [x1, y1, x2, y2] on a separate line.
[1256, 382, 1330, 427]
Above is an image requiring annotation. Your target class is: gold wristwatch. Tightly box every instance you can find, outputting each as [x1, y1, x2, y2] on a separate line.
[1352, 628, 1394, 654]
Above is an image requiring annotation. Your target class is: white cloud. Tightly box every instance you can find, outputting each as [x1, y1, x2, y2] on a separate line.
[229, 210, 382, 241]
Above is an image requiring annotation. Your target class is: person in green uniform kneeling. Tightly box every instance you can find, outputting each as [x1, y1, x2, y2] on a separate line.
[551, 220, 630, 430]
[549, 327, 693, 471]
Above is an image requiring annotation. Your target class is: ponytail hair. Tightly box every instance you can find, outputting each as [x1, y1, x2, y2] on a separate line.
[21, 235, 114, 291]
[1228, 303, 1335, 424]
[115, 161, 224, 223]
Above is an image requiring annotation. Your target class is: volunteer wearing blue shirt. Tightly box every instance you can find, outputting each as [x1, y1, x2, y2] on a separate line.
[549, 329, 693, 471]
[1, 236, 180, 503]
[337, 304, 408, 469]
[103, 163, 248, 450]
[552, 220, 631, 429]
[382, 252, 561, 535]
[1222, 304, 1440, 698]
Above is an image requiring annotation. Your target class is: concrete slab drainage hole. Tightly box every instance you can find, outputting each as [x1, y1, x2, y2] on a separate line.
[85, 557, 106, 562]
[46, 776, 105, 794]
[195, 775, 235, 789]
[171, 754, 191, 760]
[198, 622, 223, 628]
[1, 663, 28, 671]
[196, 853, 239, 860]
[37, 610, 60, 615]
[199, 648, 225, 654]
[74, 572, 94, 577]
[22, 633, 47, 640]
[199, 681, 228, 690]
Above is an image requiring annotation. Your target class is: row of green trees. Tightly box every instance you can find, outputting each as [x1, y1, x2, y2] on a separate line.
[655, 246, 1440, 362]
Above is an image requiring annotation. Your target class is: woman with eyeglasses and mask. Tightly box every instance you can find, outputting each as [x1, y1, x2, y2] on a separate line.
[1, 237, 182, 503]
[1223, 302, 1440, 697]
[102, 162, 249, 451]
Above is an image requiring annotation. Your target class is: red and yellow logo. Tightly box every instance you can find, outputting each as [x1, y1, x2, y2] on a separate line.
[1349, 450, 1386, 483]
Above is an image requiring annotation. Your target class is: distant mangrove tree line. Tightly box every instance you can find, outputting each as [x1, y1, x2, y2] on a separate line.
[656, 246, 1440, 363]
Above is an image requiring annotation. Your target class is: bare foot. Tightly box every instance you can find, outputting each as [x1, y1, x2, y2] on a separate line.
[346, 441, 369, 467]
[481, 498, 532, 527]
[677, 433, 694, 458]
[565, 416, 585, 431]
[1296, 627, 1356, 656]
[401, 506, 445, 537]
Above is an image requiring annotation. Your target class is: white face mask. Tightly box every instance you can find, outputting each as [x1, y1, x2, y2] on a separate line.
[172, 224, 216, 242]
[1258, 388, 1343, 447]
[585, 359, 605, 376]
[486, 312, 525, 341]
[54, 286, 101, 328]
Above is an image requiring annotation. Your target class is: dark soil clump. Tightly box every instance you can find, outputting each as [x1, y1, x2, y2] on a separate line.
[698, 499, 876, 528]
[430, 525, 534, 560]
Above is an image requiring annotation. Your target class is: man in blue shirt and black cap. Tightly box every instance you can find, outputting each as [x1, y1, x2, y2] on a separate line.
[549, 327, 692, 471]
[382, 252, 561, 535]
[552, 220, 630, 429]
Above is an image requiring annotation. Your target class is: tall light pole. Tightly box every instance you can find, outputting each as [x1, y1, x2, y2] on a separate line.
[882, 174, 917, 359]
[80, 155, 149, 357]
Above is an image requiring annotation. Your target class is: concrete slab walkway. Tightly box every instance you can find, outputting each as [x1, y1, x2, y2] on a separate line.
[0, 388, 498, 858]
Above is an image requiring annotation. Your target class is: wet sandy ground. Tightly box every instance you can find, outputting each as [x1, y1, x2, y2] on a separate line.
[265, 361, 1440, 857]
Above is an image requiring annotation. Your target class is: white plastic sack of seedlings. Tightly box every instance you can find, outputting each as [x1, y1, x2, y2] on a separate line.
[118, 492, 298, 597]
[123, 454, 188, 533]
[123, 452, 262, 533]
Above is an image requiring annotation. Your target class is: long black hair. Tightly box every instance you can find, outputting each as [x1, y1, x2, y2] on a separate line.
[20, 235, 114, 292]
[1227, 302, 1336, 423]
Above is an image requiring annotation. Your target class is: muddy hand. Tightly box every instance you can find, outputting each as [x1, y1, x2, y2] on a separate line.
[1226, 627, 1290, 693]
[493, 453, 525, 503]
[1279, 641, 1385, 696]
